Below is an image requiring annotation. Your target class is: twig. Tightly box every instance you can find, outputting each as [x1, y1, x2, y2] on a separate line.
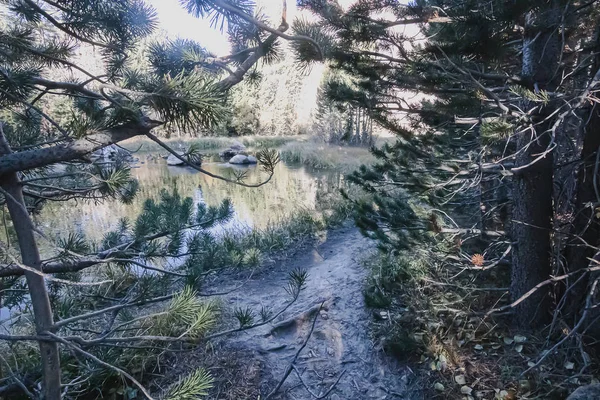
[292, 365, 345, 399]
[264, 302, 324, 400]
[145, 132, 277, 188]
[46, 332, 154, 400]
[519, 278, 599, 377]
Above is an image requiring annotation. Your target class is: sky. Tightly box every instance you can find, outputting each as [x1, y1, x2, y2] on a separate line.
[146, 0, 231, 55]
[146, 0, 296, 57]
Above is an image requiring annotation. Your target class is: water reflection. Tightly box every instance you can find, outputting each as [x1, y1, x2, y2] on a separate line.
[36, 159, 344, 243]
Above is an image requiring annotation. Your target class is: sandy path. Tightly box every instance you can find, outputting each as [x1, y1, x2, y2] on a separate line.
[208, 227, 413, 399]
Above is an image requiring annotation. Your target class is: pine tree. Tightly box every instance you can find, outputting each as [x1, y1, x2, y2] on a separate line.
[293, 0, 600, 334]
[0, 0, 318, 398]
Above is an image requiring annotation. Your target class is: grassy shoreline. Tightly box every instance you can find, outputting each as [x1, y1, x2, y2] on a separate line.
[122, 135, 376, 173]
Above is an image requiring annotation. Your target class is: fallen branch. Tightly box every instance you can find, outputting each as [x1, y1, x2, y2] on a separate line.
[264, 302, 324, 400]
[292, 365, 346, 399]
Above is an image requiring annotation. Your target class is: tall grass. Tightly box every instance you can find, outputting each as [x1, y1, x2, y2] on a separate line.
[122, 136, 236, 153]
[279, 142, 375, 173]
[241, 136, 301, 149]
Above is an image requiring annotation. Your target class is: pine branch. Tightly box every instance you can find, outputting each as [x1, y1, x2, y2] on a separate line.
[145, 132, 278, 188]
[0, 118, 162, 176]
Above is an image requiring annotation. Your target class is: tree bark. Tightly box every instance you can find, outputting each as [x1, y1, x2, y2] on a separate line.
[2, 176, 62, 399]
[510, 4, 561, 329]
[563, 29, 600, 321]
[0, 118, 161, 176]
[0, 129, 61, 399]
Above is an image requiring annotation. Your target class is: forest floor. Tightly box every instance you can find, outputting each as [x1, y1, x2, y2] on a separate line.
[161, 226, 419, 399]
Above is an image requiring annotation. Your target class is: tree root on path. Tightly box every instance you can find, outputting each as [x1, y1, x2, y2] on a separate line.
[265, 299, 331, 338]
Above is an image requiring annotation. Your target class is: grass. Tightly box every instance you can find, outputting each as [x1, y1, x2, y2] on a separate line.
[203, 187, 358, 270]
[241, 135, 301, 148]
[122, 134, 377, 176]
[279, 142, 375, 173]
[122, 135, 304, 154]
[122, 136, 236, 153]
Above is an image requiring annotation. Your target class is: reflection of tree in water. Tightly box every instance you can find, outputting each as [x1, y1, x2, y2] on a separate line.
[37, 160, 343, 242]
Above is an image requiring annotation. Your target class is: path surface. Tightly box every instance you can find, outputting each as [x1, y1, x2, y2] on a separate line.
[208, 227, 413, 399]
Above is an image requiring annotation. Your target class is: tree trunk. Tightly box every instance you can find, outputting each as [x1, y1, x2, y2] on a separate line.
[0, 132, 61, 399]
[510, 4, 561, 329]
[563, 29, 600, 321]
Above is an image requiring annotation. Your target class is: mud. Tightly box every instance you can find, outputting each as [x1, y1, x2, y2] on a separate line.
[205, 227, 416, 399]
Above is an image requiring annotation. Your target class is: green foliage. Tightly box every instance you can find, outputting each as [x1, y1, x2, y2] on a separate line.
[509, 85, 551, 104]
[137, 71, 229, 131]
[233, 306, 255, 327]
[148, 38, 215, 76]
[285, 267, 308, 298]
[154, 287, 216, 338]
[480, 120, 514, 143]
[165, 368, 214, 400]
[56, 232, 90, 260]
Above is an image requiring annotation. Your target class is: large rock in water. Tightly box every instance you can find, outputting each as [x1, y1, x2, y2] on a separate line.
[166, 151, 185, 166]
[219, 141, 247, 160]
[567, 384, 600, 399]
[229, 154, 257, 165]
[91, 144, 133, 162]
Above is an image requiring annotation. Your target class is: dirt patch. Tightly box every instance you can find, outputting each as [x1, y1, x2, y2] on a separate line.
[152, 344, 272, 400]
[157, 227, 417, 399]
[210, 227, 417, 398]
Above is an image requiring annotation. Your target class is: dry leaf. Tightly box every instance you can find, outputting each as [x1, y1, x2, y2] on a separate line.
[455, 375, 467, 385]
[514, 335, 527, 343]
[565, 361, 575, 370]
[461, 385, 473, 394]
[515, 344, 523, 353]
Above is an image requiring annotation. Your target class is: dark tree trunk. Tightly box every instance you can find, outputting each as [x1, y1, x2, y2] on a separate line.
[563, 30, 600, 322]
[0, 129, 61, 399]
[510, 4, 561, 329]
[1, 174, 62, 399]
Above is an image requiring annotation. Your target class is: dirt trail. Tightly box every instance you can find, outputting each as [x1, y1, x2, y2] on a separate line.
[208, 227, 414, 399]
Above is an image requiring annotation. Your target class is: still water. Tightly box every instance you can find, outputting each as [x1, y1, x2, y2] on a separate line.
[35, 158, 344, 243]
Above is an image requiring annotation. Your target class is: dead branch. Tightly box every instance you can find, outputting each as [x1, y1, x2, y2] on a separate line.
[264, 302, 324, 400]
[292, 365, 346, 399]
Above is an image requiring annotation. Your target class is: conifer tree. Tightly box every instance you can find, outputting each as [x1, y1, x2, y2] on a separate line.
[0, 0, 317, 397]
[294, 0, 600, 333]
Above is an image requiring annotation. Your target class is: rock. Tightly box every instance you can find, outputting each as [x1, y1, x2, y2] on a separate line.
[230, 141, 246, 151]
[166, 151, 185, 166]
[220, 141, 248, 160]
[246, 155, 258, 164]
[567, 384, 600, 400]
[91, 144, 133, 162]
[229, 154, 251, 164]
[219, 149, 239, 159]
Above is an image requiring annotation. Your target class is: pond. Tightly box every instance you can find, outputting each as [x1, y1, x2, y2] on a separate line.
[35, 157, 346, 244]
[0, 156, 346, 322]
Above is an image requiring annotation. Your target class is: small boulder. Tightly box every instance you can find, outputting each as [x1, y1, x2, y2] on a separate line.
[229, 154, 250, 164]
[219, 149, 239, 159]
[246, 155, 258, 164]
[230, 141, 246, 151]
[567, 384, 600, 400]
[166, 151, 185, 166]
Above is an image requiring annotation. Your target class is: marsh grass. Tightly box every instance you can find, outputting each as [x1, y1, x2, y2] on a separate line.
[122, 136, 236, 153]
[241, 136, 301, 148]
[123, 135, 305, 154]
[279, 142, 375, 173]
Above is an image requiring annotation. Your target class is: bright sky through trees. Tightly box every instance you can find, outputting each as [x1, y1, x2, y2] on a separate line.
[147, 0, 230, 55]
